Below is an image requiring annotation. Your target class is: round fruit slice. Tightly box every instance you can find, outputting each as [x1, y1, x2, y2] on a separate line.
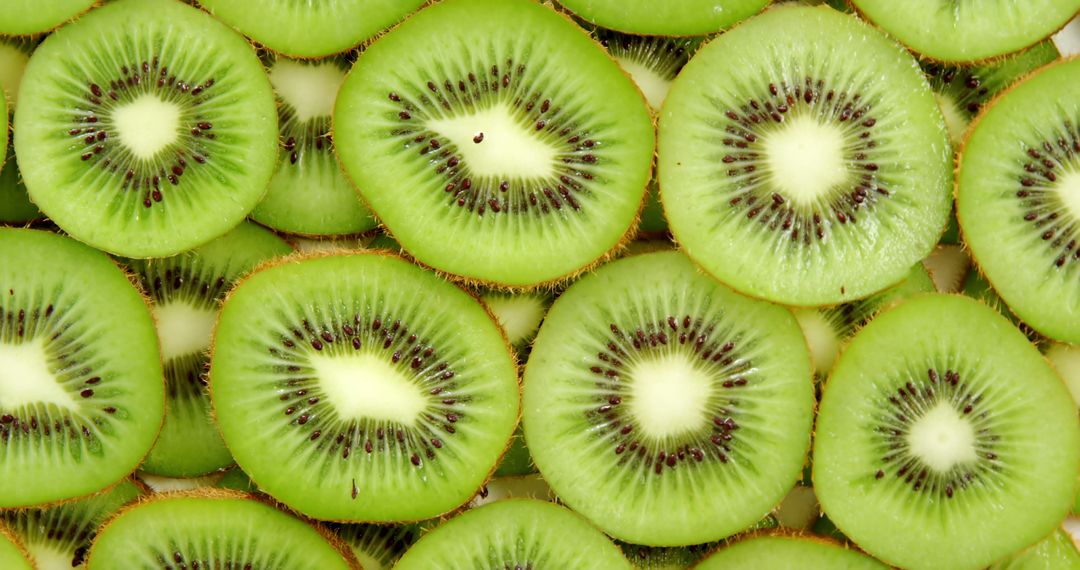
[989, 528, 1080, 570]
[957, 58, 1080, 344]
[197, 0, 425, 59]
[0, 37, 41, 224]
[336, 523, 421, 570]
[334, 0, 654, 287]
[696, 534, 886, 569]
[658, 5, 951, 306]
[850, 0, 1080, 62]
[14, 0, 277, 258]
[522, 251, 814, 545]
[394, 499, 632, 569]
[210, 252, 519, 521]
[814, 294, 1080, 570]
[0, 526, 30, 570]
[86, 491, 355, 569]
[0, 229, 164, 507]
[559, 0, 768, 36]
[124, 222, 292, 477]
[0, 0, 95, 35]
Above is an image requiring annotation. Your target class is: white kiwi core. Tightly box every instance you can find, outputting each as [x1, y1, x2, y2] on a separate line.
[113, 94, 181, 159]
[269, 59, 345, 123]
[427, 103, 557, 178]
[312, 353, 427, 424]
[627, 353, 713, 439]
[614, 56, 671, 111]
[153, 302, 216, 361]
[906, 401, 977, 472]
[0, 339, 75, 409]
[1055, 171, 1080, 220]
[763, 115, 847, 206]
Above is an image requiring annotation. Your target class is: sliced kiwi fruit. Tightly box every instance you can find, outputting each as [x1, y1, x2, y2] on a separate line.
[0, 229, 164, 507]
[957, 57, 1080, 344]
[288, 234, 376, 253]
[13, 0, 278, 257]
[523, 251, 814, 545]
[210, 252, 519, 521]
[557, 0, 768, 36]
[695, 533, 887, 569]
[123, 222, 292, 477]
[137, 471, 225, 493]
[990, 528, 1080, 570]
[772, 484, 820, 530]
[335, 523, 421, 570]
[334, 0, 655, 287]
[814, 294, 1080, 570]
[470, 473, 554, 508]
[0, 525, 31, 570]
[86, 490, 356, 569]
[1046, 343, 1080, 406]
[659, 5, 951, 306]
[394, 498, 633, 569]
[250, 55, 377, 236]
[849, 0, 1080, 62]
[0, 0, 96, 35]
[196, 0, 426, 59]
[0, 37, 40, 224]
[216, 467, 257, 493]
[4, 478, 141, 568]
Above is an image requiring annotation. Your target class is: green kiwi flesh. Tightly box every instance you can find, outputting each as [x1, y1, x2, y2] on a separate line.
[124, 222, 292, 477]
[13, 0, 278, 258]
[210, 252, 519, 521]
[393, 498, 633, 569]
[557, 0, 768, 36]
[989, 528, 1080, 570]
[957, 57, 1080, 344]
[695, 534, 887, 569]
[814, 294, 1080, 570]
[1046, 343, 1080, 407]
[523, 251, 814, 545]
[0, 526, 31, 570]
[333, 0, 654, 287]
[0, 229, 164, 507]
[480, 291, 549, 353]
[335, 523, 421, 570]
[849, 0, 1080, 62]
[196, 0, 426, 59]
[0, 0, 95, 35]
[659, 5, 951, 306]
[85, 492, 355, 569]
[0, 38, 40, 224]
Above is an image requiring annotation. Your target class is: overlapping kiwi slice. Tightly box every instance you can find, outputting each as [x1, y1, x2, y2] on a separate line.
[0, 37, 40, 224]
[13, 0, 278, 257]
[989, 528, 1080, 570]
[197, 0, 426, 59]
[210, 252, 519, 521]
[0, 229, 164, 507]
[394, 499, 632, 569]
[849, 0, 1080, 62]
[86, 491, 356, 569]
[659, 5, 951, 306]
[0, 526, 30, 570]
[957, 58, 1080, 344]
[523, 251, 814, 545]
[695, 534, 886, 569]
[334, 0, 655, 287]
[814, 294, 1080, 570]
[557, 0, 768, 36]
[122, 222, 291, 477]
[335, 523, 421, 570]
[0, 0, 95, 35]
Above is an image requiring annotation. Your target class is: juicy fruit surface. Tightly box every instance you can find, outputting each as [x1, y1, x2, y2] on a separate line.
[394, 499, 632, 569]
[989, 528, 1080, 569]
[86, 493, 353, 569]
[814, 294, 1080, 570]
[558, 0, 769, 35]
[696, 535, 887, 569]
[659, 5, 951, 306]
[523, 251, 814, 545]
[14, 0, 277, 257]
[197, 0, 426, 58]
[0, 229, 164, 507]
[334, 0, 654, 286]
[210, 253, 519, 521]
[0, 0, 95, 35]
[850, 0, 1080, 62]
[958, 58, 1080, 344]
[0, 528, 30, 570]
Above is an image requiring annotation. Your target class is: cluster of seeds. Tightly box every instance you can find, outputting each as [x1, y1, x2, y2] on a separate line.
[1013, 127, 1080, 268]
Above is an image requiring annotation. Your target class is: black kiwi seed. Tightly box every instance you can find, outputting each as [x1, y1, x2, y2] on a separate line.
[1007, 128, 1080, 269]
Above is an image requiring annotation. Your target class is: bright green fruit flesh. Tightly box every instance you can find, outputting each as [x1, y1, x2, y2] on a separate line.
[394, 499, 632, 569]
[334, 0, 654, 286]
[0, 229, 164, 507]
[210, 252, 519, 521]
[0, 38, 40, 224]
[14, 0, 277, 258]
[0, 528, 30, 570]
[814, 294, 1080, 570]
[559, 0, 768, 35]
[0, 0, 95, 35]
[659, 5, 950, 306]
[696, 535, 887, 569]
[990, 528, 1080, 570]
[523, 251, 814, 545]
[958, 58, 1080, 344]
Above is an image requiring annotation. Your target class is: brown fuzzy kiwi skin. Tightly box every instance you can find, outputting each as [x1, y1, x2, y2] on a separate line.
[206, 249, 521, 524]
[329, 1, 654, 293]
[689, 528, 880, 569]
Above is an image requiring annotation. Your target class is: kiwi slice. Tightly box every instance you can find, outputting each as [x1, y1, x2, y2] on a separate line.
[557, 0, 768, 36]
[0, 525, 31, 570]
[523, 251, 814, 545]
[250, 56, 377, 236]
[772, 485, 820, 530]
[0, 37, 40, 224]
[394, 498, 632, 569]
[196, 0, 425, 59]
[956, 58, 1080, 344]
[0, 0, 95, 35]
[336, 523, 421, 570]
[849, 0, 1080, 62]
[288, 234, 376, 253]
[334, 0, 655, 287]
[659, 5, 951, 306]
[4, 479, 141, 568]
[210, 252, 519, 521]
[0, 229, 164, 507]
[813, 294, 1080, 570]
[123, 222, 292, 477]
[216, 467, 257, 493]
[13, 0, 278, 258]
[1046, 343, 1080, 406]
[137, 472, 225, 493]
[480, 291, 549, 354]
[990, 528, 1080, 570]
[923, 243, 971, 293]
[86, 491, 356, 569]
[695, 534, 886, 569]
[618, 543, 711, 570]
